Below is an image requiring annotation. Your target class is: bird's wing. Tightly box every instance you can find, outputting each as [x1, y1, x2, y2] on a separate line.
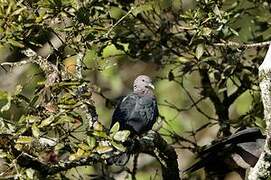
[111, 94, 136, 129]
[146, 97, 159, 129]
[126, 95, 158, 133]
[111, 93, 158, 134]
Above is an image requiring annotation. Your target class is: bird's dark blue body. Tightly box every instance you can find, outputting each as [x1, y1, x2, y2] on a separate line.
[108, 75, 157, 165]
[111, 93, 158, 135]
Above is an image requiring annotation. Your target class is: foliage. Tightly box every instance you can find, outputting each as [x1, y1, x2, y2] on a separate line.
[0, 0, 271, 179]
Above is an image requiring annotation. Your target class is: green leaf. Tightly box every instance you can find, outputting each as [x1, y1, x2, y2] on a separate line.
[39, 137, 57, 147]
[54, 143, 64, 151]
[31, 124, 40, 138]
[16, 127, 28, 135]
[11, 7, 26, 16]
[132, 3, 153, 16]
[0, 90, 8, 100]
[26, 168, 35, 179]
[78, 143, 92, 151]
[15, 85, 23, 95]
[111, 141, 126, 152]
[109, 7, 125, 20]
[95, 145, 113, 154]
[76, 148, 85, 157]
[196, 44, 204, 60]
[29, 95, 39, 107]
[53, 115, 73, 125]
[202, 27, 212, 36]
[17, 136, 33, 144]
[113, 130, 130, 142]
[87, 136, 96, 149]
[1, 95, 11, 112]
[39, 115, 55, 128]
[8, 39, 25, 48]
[213, 5, 222, 19]
[19, 115, 40, 124]
[92, 131, 108, 138]
[230, 28, 239, 36]
[93, 121, 104, 131]
[0, 151, 7, 158]
[110, 122, 120, 134]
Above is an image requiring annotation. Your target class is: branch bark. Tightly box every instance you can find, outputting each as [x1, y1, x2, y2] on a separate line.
[199, 68, 231, 136]
[0, 132, 180, 179]
[248, 44, 271, 179]
[132, 131, 180, 180]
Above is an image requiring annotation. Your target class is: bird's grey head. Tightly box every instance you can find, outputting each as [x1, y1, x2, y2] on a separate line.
[133, 75, 155, 95]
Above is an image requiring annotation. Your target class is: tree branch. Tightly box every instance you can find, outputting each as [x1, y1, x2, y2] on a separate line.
[248, 43, 271, 179]
[0, 132, 180, 179]
[213, 41, 271, 48]
[132, 131, 180, 180]
[199, 68, 231, 136]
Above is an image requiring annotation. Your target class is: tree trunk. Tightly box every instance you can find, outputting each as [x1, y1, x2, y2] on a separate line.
[248, 44, 271, 179]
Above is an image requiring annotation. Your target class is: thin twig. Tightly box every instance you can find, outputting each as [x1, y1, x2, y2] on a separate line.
[105, 7, 134, 37]
[0, 59, 32, 68]
[132, 153, 139, 180]
[214, 41, 271, 48]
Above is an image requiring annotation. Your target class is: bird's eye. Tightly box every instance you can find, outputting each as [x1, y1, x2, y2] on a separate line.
[142, 79, 145, 82]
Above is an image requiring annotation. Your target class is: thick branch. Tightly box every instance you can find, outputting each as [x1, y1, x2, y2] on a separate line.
[223, 83, 247, 107]
[132, 131, 180, 180]
[248, 44, 271, 179]
[199, 68, 231, 136]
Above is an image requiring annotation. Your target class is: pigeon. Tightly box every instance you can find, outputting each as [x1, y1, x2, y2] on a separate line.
[110, 75, 158, 135]
[184, 128, 265, 179]
[108, 75, 158, 166]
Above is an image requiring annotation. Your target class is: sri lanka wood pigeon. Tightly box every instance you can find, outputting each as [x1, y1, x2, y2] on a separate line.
[110, 75, 158, 135]
[108, 75, 158, 165]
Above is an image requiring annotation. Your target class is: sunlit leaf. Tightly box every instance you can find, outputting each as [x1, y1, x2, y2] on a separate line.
[19, 115, 40, 124]
[87, 136, 96, 149]
[196, 44, 204, 60]
[1, 95, 11, 112]
[69, 154, 76, 161]
[78, 143, 91, 151]
[26, 168, 34, 179]
[230, 28, 239, 36]
[15, 144, 23, 151]
[0, 151, 7, 158]
[53, 115, 74, 125]
[213, 5, 222, 19]
[93, 121, 104, 131]
[17, 136, 33, 144]
[8, 39, 25, 48]
[39, 137, 57, 147]
[111, 141, 126, 152]
[202, 27, 212, 36]
[54, 143, 64, 151]
[76, 148, 85, 157]
[110, 122, 120, 134]
[16, 127, 28, 135]
[93, 131, 108, 138]
[15, 85, 23, 95]
[39, 115, 55, 128]
[31, 123, 40, 138]
[95, 145, 113, 154]
[113, 130, 130, 142]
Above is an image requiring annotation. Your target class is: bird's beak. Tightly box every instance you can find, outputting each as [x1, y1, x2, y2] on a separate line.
[147, 83, 155, 90]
